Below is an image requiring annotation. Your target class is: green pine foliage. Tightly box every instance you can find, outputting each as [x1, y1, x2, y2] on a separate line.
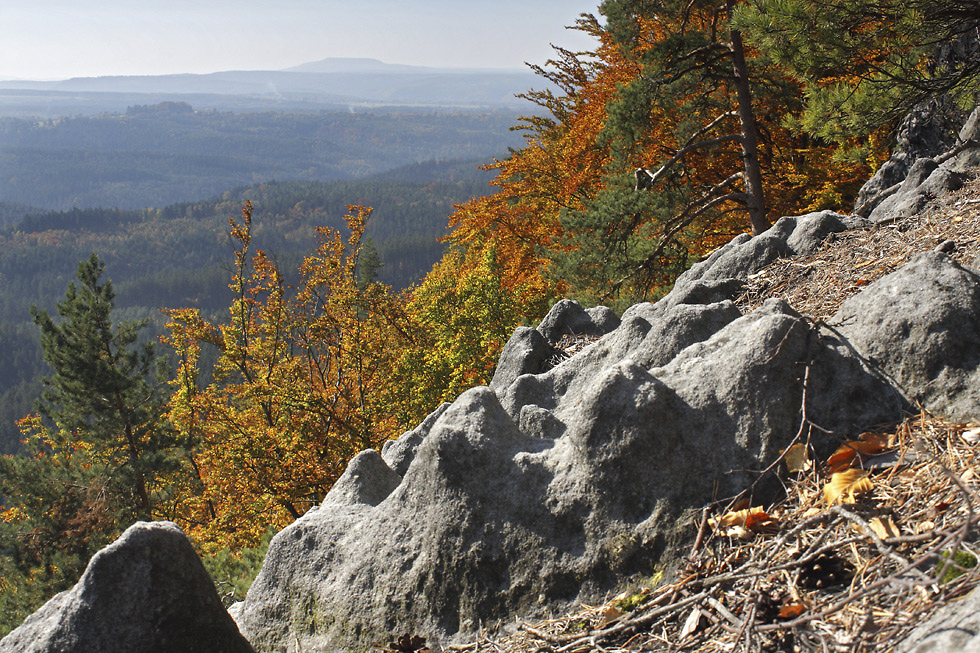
[735, 0, 980, 144]
[555, 176, 691, 309]
[29, 253, 181, 520]
[0, 254, 180, 636]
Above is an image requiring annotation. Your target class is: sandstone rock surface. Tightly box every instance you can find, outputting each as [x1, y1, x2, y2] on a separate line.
[895, 584, 980, 653]
[861, 105, 980, 223]
[0, 521, 253, 653]
[234, 204, 980, 652]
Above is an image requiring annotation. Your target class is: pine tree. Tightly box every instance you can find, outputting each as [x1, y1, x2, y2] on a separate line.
[0, 254, 178, 635]
[555, 0, 784, 306]
[735, 0, 980, 144]
[28, 253, 177, 520]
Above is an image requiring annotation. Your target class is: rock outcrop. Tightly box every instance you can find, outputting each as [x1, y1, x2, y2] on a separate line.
[7, 104, 979, 653]
[0, 521, 253, 653]
[856, 105, 980, 221]
[234, 209, 980, 652]
[854, 97, 970, 213]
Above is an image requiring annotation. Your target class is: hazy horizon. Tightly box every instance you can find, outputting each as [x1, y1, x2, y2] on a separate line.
[1, 1, 601, 82]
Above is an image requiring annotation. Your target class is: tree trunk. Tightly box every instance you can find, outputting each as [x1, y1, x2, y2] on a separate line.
[728, 0, 770, 235]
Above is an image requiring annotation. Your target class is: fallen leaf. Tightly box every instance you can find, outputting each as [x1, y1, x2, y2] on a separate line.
[597, 605, 623, 628]
[915, 520, 935, 534]
[679, 606, 705, 639]
[868, 516, 900, 539]
[778, 603, 806, 619]
[709, 506, 776, 535]
[854, 279, 869, 286]
[783, 443, 811, 473]
[826, 433, 891, 472]
[962, 468, 975, 482]
[823, 469, 874, 504]
[854, 259, 877, 269]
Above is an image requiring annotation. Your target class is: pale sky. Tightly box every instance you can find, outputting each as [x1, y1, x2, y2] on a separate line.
[0, 1, 602, 80]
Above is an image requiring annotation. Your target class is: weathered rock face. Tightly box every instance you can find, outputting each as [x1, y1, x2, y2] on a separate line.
[857, 105, 980, 221]
[0, 521, 253, 653]
[233, 207, 980, 652]
[834, 252, 980, 421]
[855, 97, 969, 213]
[894, 582, 980, 653]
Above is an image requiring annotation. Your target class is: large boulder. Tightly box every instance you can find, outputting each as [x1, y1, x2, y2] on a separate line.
[834, 252, 980, 421]
[0, 521, 253, 653]
[234, 197, 980, 650]
[238, 270, 920, 650]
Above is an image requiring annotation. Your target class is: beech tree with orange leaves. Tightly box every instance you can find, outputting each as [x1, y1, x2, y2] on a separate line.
[164, 202, 407, 550]
[546, 1, 886, 306]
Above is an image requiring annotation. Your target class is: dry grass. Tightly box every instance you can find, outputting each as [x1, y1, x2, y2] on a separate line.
[447, 176, 980, 653]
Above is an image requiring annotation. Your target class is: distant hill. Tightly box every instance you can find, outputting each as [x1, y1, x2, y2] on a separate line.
[0, 58, 548, 118]
[0, 106, 523, 210]
[283, 58, 434, 74]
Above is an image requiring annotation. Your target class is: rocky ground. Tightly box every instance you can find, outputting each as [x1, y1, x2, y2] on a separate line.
[6, 115, 979, 653]
[435, 177, 980, 653]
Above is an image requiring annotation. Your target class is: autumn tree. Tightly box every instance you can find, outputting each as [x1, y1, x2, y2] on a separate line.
[387, 245, 539, 426]
[164, 203, 408, 550]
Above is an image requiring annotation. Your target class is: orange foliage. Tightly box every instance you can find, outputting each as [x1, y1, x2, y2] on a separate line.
[163, 203, 407, 550]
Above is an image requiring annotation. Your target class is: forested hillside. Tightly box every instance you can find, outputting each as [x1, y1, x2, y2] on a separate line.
[0, 160, 494, 455]
[2, 0, 978, 641]
[0, 105, 522, 209]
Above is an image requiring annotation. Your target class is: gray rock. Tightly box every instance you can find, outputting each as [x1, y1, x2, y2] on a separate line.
[868, 156, 970, 223]
[959, 105, 980, 143]
[855, 98, 969, 214]
[381, 402, 450, 477]
[668, 210, 848, 306]
[536, 299, 620, 344]
[0, 521, 253, 653]
[833, 252, 980, 421]
[489, 327, 554, 395]
[322, 449, 403, 509]
[895, 585, 980, 652]
[237, 291, 903, 651]
[856, 103, 980, 220]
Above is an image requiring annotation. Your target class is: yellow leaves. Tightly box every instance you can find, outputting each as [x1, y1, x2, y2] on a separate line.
[866, 516, 900, 539]
[823, 469, 874, 504]
[1, 505, 26, 524]
[783, 443, 811, 474]
[164, 203, 413, 550]
[709, 506, 776, 538]
[826, 432, 891, 473]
